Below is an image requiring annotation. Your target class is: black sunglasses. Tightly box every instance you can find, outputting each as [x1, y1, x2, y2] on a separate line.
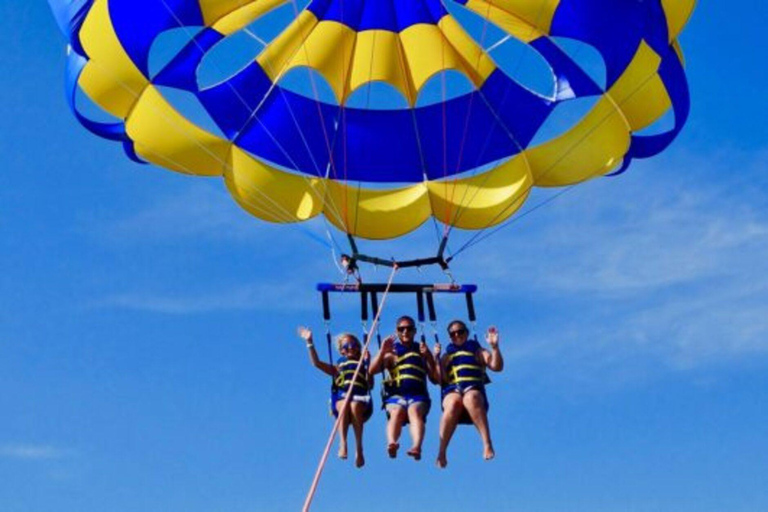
[448, 328, 468, 338]
[397, 325, 416, 333]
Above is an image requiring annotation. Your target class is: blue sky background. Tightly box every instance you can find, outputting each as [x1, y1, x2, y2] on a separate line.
[2, 1, 768, 511]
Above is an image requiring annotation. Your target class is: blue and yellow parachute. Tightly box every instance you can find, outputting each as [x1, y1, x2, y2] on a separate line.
[48, 0, 695, 240]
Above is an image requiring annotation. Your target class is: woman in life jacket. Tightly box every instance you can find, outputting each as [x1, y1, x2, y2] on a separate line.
[434, 321, 503, 468]
[369, 316, 440, 461]
[298, 327, 373, 468]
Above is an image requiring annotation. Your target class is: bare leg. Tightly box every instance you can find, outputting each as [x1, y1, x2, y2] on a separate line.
[463, 389, 494, 460]
[406, 402, 427, 460]
[350, 402, 367, 468]
[437, 393, 463, 469]
[386, 405, 406, 458]
[336, 401, 349, 460]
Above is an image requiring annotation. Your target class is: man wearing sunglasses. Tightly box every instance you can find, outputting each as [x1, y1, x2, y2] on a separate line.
[435, 321, 503, 468]
[369, 316, 439, 461]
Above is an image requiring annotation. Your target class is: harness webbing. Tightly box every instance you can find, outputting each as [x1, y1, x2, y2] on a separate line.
[302, 266, 399, 512]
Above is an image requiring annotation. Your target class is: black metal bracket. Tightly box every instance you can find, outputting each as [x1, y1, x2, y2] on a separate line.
[342, 234, 451, 274]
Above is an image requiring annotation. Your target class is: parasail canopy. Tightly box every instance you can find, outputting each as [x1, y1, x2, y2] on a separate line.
[49, 0, 696, 241]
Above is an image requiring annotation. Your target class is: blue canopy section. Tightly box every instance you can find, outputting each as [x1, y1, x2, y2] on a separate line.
[307, 0, 448, 32]
[52, 0, 691, 183]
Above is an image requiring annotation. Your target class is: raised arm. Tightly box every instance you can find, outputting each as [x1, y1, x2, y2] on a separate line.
[482, 327, 504, 372]
[368, 335, 396, 375]
[297, 326, 336, 377]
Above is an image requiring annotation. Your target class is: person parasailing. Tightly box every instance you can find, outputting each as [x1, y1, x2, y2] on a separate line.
[298, 327, 373, 468]
[435, 321, 503, 468]
[369, 315, 439, 461]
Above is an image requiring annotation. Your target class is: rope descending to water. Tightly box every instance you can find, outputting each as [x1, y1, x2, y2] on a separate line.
[302, 265, 399, 512]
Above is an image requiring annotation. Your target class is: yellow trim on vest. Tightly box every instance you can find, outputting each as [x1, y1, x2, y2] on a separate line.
[396, 352, 422, 364]
[396, 364, 427, 374]
[447, 351, 478, 362]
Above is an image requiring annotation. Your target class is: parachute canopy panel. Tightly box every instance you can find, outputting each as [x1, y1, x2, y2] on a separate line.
[50, 0, 695, 240]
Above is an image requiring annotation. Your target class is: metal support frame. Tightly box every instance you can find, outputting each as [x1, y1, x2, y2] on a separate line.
[343, 234, 452, 272]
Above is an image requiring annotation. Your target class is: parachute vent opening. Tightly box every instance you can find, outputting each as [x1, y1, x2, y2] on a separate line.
[550, 37, 607, 91]
[345, 82, 409, 110]
[155, 86, 227, 139]
[196, 31, 264, 90]
[148, 27, 204, 80]
[487, 37, 556, 99]
[416, 71, 475, 107]
[278, 67, 339, 105]
[528, 95, 601, 147]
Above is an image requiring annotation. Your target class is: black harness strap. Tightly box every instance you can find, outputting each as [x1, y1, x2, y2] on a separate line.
[370, 291, 382, 348]
[466, 292, 480, 342]
[416, 290, 426, 343]
[426, 291, 439, 343]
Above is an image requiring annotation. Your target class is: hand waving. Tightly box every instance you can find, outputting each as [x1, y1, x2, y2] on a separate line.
[486, 326, 499, 348]
[297, 326, 313, 343]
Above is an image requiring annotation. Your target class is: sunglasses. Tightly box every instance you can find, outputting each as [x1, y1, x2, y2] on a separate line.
[342, 342, 360, 351]
[448, 328, 468, 338]
[397, 325, 416, 333]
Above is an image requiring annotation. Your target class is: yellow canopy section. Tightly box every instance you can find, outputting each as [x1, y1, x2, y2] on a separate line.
[70, 0, 693, 241]
[258, 12, 496, 105]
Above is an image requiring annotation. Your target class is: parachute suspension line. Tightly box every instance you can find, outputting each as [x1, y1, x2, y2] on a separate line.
[445, 0, 550, 236]
[75, 46, 335, 249]
[390, 32, 445, 256]
[449, 69, 664, 261]
[447, 3, 640, 241]
[440, 29, 450, 238]
[302, 266, 399, 512]
[154, 0, 349, 234]
[351, 25, 380, 238]
[441, 0, 497, 237]
[221, 0, 348, 229]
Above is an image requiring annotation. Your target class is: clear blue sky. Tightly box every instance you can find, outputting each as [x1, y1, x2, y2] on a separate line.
[2, 2, 768, 511]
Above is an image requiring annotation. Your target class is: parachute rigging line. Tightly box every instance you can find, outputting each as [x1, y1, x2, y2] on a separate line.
[447, 68, 665, 262]
[90, 0, 345, 248]
[156, 0, 351, 231]
[72, 41, 334, 248]
[445, 0, 551, 237]
[302, 265, 399, 512]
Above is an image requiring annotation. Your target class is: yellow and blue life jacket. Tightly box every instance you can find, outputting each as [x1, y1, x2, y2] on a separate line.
[387, 341, 428, 397]
[444, 339, 487, 390]
[333, 356, 370, 396]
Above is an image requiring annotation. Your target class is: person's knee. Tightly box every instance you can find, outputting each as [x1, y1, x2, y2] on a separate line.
[443, 395, 463, 417]
[408, 404, 426, 422]
[388, 405, 406, 422]
[463, 391, 485, 410]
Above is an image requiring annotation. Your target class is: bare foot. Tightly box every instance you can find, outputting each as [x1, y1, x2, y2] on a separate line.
[338, 444, 348, 460]
[484, 445, 495, 461]
[406, 447, 422, 461]
[436, 453, 447, 469]
[387, 442, 399, 459]
[355, 451, 365, 468]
